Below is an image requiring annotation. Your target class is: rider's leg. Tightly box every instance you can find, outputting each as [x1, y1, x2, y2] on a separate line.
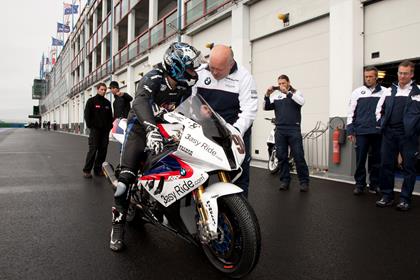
[110, 122, 147, 252]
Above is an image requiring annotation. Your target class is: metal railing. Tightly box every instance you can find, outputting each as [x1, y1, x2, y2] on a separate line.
[86, 12, 112, 55]
[184, 0, 232, 28]
[113, 8, 177, 71]
[70, 58, 111, 96]
[302, 122, 329, 174]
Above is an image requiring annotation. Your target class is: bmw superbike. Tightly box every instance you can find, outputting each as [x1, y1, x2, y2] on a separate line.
[103, 94, 261, 278]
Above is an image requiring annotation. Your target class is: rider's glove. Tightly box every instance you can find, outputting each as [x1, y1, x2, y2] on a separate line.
[144, 122, 163, 154]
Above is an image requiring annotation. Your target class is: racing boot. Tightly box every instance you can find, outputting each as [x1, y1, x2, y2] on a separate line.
[110, 207, 126, 252]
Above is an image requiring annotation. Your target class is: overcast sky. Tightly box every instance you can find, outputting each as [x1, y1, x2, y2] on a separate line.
[0, 1, 84, 122]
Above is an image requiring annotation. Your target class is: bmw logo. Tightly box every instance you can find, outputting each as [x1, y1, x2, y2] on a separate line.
[204, 77, 211, 85]
[180, 168, 186, 176]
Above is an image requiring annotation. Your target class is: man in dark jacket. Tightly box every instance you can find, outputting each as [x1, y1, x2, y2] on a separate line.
[346, 66, 386, 195]
[109, 81, 133, 119]
[375, 60, 420, 211]
[82, 82, 113, 178]
[264, 74, 309, 192]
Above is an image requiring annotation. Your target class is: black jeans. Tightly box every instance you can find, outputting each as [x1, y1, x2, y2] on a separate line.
[83, 128, 110, 174]
[380, 129, 418, 202]
[275, 128, 309, 185]
[354, 134, 382, 187]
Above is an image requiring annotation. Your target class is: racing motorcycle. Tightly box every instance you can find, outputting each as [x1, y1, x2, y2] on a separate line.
[265, 117, 279, 174]
[103, 94, 261, 278]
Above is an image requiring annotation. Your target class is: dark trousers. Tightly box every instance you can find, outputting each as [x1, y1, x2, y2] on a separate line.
[83, 128, 110, 174]
[380, 129, 418, 202]
[232, 128, 252, 197]
[354, 134, 382, 187]
[115, 120, 147, 213]
[275, 128, 309, 185]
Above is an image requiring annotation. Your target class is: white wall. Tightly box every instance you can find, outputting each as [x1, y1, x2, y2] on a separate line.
[251, 16, 329, 160]
[191, 17, 232, 58]
[364, 0, 420, 65]
[249, 0, 329, 41]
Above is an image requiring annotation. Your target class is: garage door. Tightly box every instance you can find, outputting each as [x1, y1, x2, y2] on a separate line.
[251, 16, 329, 160]
[364, 0, 420, 66]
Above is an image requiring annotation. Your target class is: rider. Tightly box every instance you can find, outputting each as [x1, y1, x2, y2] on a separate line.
[110, 42, 202, 251]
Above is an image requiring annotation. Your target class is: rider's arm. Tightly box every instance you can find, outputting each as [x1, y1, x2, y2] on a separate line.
[233, 73, 258, 136]
[131, 76, 160, 126]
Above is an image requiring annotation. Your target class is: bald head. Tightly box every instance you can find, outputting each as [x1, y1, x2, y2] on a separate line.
[209, 45, 235, 80]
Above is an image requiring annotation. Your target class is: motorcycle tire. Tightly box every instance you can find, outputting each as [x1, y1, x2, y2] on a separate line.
[202, 194, 261, 278]
[268, 148, 279, 174]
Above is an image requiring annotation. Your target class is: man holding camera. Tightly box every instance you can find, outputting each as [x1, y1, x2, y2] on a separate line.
[264, 75, 309, 192]
[346, 66, 385, 195]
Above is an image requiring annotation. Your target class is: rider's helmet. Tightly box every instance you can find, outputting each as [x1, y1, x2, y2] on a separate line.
[163, 42, 202, 87]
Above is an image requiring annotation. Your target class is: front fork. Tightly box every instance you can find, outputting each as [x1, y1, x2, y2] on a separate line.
[193, 171, 230, 243]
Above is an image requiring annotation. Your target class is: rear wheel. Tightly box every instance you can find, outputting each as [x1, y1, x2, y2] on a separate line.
[268, 147, 279, 174]
[202, 194, 261, 278]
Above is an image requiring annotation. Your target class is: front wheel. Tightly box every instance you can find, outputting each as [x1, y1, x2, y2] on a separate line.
[268, 147, 279, 174]
[202, 194, 261, 278]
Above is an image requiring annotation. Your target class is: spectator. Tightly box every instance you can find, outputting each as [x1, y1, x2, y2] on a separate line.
[264, 75, 309, 192]
[375, 60, 420, 211]
[347, 66, 386, 195]
[82, 83, 113, 178]
[109, 81, 133, 119]
[192, 44, 258, 197]
[47, 121, 51, 131]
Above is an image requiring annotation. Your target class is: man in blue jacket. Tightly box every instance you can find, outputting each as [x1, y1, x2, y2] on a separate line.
[347, 66, 386, 195]
[375, 60, 420, 211]
[264, 75, 309, 192]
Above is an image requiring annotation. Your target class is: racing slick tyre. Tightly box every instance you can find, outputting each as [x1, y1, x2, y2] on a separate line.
[202, 194, 261, 278]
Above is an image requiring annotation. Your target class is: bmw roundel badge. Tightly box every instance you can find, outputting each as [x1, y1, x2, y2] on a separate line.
[180, 168, 186, 176]
[204, 77, 211, 85]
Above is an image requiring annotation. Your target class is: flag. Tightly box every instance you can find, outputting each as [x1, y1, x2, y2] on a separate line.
[52, 37, 64, 46]
[57, 22, 70, 33]
[64, 3, 79, 15]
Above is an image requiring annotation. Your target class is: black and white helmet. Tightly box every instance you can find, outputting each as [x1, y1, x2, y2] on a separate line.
[163, 42, 202, 87]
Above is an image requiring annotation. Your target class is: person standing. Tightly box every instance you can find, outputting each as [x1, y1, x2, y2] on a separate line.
[192, 45, 258, 198]
[82, 83, 113, 178]
[264, 75, 309, 192]
[347, 66, 386, 195]
[109, 81, 133, 119]
[375, 60, 420, 211]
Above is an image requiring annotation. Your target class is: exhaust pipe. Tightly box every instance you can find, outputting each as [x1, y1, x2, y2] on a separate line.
[102, 162, 118, 190]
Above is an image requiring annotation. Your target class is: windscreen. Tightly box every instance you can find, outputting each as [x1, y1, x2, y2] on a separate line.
[174, 94, 231, 141]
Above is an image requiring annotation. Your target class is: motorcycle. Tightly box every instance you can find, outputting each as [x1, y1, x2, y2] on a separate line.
[265, 118, 279, 174]
[103, 94, 261, 278]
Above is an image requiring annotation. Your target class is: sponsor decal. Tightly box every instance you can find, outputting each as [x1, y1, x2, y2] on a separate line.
[167, 175, 181, 181]
[224, 83, 235, 88]
[160, 174, 207, 205]
[95, 105, 101, 108]
[185, 133, 201, 146]
[251, 90, 258, 99]
[160, 84, 167, 91]
[201, 142, 217, 157]
[168, 113, 185, 123]
[204, 77, 211, 85]
[189, 122, 200, 129]
[361, 90, 366, 95]
[180, 168, 187, 176]
[206, 200, 216, 225]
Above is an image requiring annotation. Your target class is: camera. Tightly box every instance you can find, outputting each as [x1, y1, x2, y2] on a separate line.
[272, 86, 280, 90]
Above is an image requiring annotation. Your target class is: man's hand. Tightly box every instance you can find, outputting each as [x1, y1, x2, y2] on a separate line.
[347, 134, 356, 143]
[265, 86, 276, 97]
